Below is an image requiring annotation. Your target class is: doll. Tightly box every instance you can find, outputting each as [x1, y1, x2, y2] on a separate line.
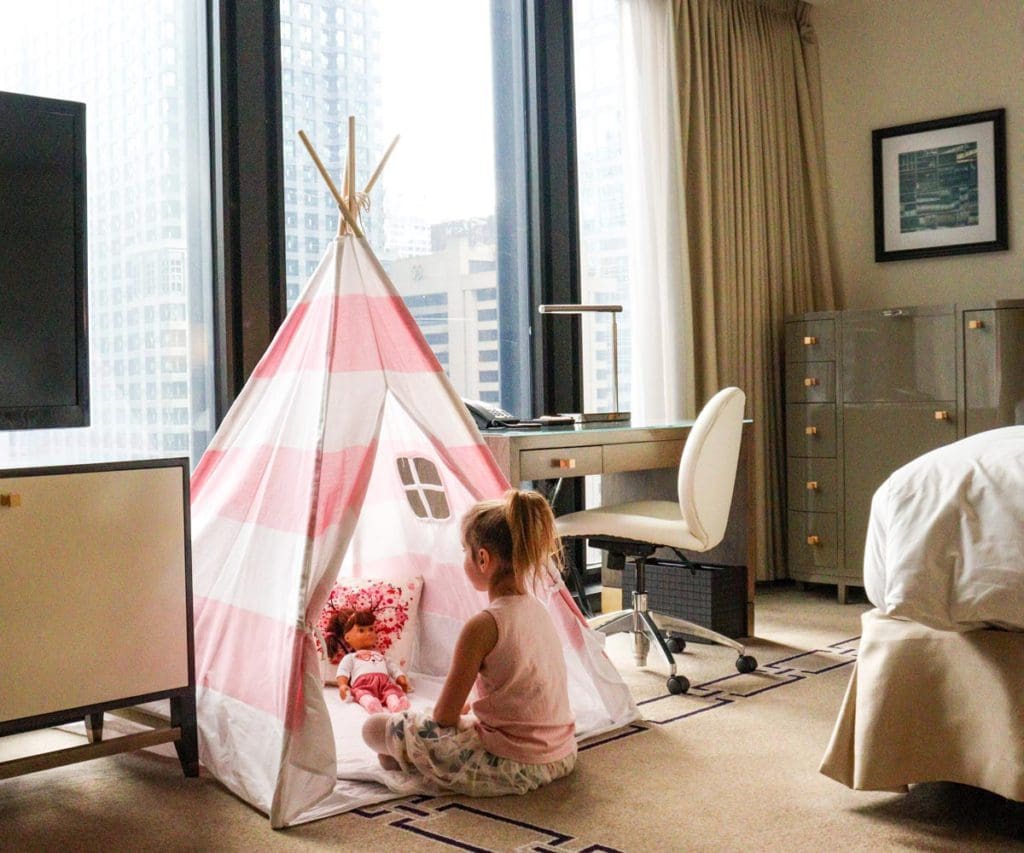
[335, 610, 411, 713]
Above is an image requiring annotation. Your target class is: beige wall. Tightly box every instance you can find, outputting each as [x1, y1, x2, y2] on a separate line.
[812, 0, 1023, 310]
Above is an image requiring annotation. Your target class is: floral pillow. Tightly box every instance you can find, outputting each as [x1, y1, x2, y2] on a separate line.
[316, 576, 422, 684]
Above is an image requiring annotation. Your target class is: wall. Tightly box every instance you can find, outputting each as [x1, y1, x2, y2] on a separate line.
[812, 0, 1023, 310]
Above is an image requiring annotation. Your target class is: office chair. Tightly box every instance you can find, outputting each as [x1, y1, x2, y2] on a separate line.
[556, 387, 757, 694]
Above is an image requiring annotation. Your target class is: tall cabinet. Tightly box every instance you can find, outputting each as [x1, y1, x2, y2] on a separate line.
[784, 299, 1024, 602]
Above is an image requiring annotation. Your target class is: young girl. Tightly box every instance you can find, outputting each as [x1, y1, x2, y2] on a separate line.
[361, 489, 577, 797]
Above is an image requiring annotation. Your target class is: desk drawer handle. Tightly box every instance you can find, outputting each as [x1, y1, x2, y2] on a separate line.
[806, 481, 819, 491]
[0, 493, 22, 507]
[804, 377, 819, 387]
[556, 458, 576, 470]
[806, 535, 821, 546]
[803, 336, 818, 346]
[805, 426, 818, 436]
[934, 410, 950, 421]
[967, 319, 985, 330]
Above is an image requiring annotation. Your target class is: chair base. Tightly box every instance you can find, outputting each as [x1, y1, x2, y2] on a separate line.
[592, 592, 757, 695]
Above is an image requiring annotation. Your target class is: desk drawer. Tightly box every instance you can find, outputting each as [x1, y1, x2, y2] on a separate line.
[604, 440, 683, 473]
[519, 445, 603, 480]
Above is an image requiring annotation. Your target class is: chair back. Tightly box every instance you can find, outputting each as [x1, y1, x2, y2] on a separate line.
[676, 387, 746, 551]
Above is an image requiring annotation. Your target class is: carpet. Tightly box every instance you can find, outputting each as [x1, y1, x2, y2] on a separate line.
[2, 585, 1022, 852]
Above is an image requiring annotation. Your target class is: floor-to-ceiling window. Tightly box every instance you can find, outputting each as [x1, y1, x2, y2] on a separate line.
[0, 0, 215, 470]
[572, 0, 633, 418]
[278, 0, 530, 415]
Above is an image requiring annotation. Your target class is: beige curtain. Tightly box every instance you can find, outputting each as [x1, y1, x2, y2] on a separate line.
[671, 0, 837, 579]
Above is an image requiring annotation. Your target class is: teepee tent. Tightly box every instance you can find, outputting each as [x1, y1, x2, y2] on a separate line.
[189, 125, 637, 827]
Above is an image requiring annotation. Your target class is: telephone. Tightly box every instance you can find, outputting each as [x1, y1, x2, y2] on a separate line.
[463, 398, 520, 430]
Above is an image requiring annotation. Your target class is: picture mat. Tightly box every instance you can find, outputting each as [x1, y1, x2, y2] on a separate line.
[880, 120, 997, 252]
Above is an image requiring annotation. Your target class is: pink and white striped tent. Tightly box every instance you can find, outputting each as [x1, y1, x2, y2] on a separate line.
[189, 234, 637, 827]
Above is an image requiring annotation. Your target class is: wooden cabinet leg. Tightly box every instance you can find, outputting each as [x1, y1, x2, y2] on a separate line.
[171, 691, 199, 778]
[85, 712, 103, 743]
[837, 582, 848, 605]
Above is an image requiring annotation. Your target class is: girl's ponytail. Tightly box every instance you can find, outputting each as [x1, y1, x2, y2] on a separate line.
[505, 490, 563, 585]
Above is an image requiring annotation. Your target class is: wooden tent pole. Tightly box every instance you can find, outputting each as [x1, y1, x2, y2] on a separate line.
[297, 129, 363, 238]
[363, 135, 400, 196]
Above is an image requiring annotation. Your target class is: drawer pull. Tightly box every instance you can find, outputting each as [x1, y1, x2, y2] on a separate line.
[934, 410, 950, 421]
[803, 377, 819, 387]
[882, 308, 905, 318]
[806, 535, 821, 546]
[0, 493, 22, 507]
[802, 336, 818, 346]
[967, 319, 985, 330]
[806, 481, 819, 491]
[556, 458, 576, 470]
[805, 426, 818, 436]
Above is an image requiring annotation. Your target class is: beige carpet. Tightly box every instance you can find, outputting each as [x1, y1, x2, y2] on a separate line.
[2, 585, 1022, 851]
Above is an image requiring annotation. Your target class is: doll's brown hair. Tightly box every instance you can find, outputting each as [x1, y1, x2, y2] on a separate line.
[343, 609, 376, 635]
[324, 608, 375, 659]
[461, 489, 563, 591]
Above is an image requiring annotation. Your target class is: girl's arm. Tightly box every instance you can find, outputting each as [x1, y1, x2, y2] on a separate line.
[433, 611, 497, 728]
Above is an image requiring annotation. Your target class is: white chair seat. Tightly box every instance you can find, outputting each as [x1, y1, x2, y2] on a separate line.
[555, 500, 704, 551]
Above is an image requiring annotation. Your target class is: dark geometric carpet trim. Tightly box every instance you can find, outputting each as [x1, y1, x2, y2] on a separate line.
[627, 635, 860, 726]
[353, 795, 624, 852]
[578, 721, 647, 752]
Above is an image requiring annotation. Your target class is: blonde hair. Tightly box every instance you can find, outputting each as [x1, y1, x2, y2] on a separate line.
[461, 489, 563, 590]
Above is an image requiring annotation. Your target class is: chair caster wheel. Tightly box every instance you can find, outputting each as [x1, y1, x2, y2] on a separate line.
[667, 675, 690, 695]
[666, 636, 686, 653]
[736, 654, 757, 674]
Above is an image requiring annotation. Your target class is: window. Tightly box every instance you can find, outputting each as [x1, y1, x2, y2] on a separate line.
[0, 1, 214, 470]
[396, 456, 450, 520]
[573, 0, 633, 415]
[279, 1, 529, 415]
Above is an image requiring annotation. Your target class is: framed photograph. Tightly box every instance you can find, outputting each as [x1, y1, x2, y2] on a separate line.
[873, 109, 1007, 262]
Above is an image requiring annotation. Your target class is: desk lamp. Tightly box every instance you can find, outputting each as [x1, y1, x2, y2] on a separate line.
[538, 304, 630, 423]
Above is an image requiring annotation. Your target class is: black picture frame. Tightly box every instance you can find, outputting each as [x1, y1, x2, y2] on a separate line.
[872, 109, 1007, 262]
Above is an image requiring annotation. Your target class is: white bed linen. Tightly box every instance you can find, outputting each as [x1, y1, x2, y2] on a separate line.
[863, 426, 1024, 632]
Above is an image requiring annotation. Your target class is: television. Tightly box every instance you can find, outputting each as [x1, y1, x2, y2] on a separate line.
[0, 90, 89, 430]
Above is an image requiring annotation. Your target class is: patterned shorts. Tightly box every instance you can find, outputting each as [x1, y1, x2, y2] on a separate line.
[382, 710, 577, 798]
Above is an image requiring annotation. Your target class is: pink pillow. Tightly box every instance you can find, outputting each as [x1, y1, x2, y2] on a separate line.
[316, 576, 422, 683]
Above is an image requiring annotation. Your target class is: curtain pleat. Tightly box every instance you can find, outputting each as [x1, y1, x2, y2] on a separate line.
[671, 0, 837, 580]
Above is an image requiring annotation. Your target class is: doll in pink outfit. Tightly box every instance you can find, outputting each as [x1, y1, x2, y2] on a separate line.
[336, 610, 411, 713]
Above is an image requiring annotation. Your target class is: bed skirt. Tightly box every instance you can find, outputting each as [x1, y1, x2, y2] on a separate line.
[819, 609, 1024, 802]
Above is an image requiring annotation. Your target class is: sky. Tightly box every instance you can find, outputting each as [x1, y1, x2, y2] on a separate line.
[376, 0, 497, 224]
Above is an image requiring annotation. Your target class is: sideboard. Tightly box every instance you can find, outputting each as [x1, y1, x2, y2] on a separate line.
[784, 299, 1024, 602]
[0, 458, 197, 779]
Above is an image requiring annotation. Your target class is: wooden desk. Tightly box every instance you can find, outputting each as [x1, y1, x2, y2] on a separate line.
[482, 421, 755, 635]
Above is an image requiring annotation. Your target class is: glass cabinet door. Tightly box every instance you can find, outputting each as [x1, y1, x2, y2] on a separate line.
[963, 307, 1024, 436]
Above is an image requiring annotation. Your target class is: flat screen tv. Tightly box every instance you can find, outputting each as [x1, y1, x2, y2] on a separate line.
[0, 90, 89, 430]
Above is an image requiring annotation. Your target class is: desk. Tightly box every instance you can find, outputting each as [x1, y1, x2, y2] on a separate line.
[482, 421, 755, 635]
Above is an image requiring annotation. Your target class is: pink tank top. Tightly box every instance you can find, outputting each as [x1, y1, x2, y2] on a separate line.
[472, 594, 576, 763]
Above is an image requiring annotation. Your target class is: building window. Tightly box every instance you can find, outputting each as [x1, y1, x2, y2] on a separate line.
[279, 0, 527, 415]
[0, 1, 214, 470]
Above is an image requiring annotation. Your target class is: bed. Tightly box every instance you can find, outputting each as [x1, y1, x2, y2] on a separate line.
[819, 426, 1024, 802]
